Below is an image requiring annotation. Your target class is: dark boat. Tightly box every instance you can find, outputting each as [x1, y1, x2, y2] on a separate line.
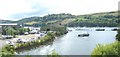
[78, 34, 89, 37]
[111, 28, 118, 31]
[96, 29, 105, 31]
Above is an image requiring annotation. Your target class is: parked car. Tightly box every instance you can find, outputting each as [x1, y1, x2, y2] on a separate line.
[29, 30, 38, 34]
[22, 39, 29, 43]
[29, 38, 35, 42]
[1, 35, 13, 39]
[17, 39, 29, 43]
[6, 41, 15, 46]
[17, 39, 22, 43]
[24, 32, 29, 35]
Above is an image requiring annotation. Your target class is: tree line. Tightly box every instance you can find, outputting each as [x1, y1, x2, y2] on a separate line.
[40, 25, 68, 36]
[8, 11, 118, 27]
[2, 26, 30, 36]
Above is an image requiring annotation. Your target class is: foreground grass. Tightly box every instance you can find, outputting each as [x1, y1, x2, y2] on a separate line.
[91, 41, 120, 57]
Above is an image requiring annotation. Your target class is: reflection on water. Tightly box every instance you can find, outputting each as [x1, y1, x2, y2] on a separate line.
[18, 27, 117, 55]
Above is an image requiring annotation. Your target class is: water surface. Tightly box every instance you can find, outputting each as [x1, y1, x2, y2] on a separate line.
[18, 27, 117, 55]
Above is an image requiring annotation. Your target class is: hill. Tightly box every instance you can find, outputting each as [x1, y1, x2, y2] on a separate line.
[68, 11, 119, 27]
[0, 20, 14, 23]
[1, 11, 119, 27]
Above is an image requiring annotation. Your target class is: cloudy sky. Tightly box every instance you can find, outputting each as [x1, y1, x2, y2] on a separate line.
[0, 0, 119, 21]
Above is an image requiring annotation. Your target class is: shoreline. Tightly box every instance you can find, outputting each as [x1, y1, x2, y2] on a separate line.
[1, 31, 67, 55]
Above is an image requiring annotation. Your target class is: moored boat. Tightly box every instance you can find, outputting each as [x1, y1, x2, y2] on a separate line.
[96, 29, 105, 31]
[78, 34, 89, 37]
[111, 28, 118, 31]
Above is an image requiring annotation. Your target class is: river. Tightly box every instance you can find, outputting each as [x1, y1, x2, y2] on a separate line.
[18, 27, 117, 55]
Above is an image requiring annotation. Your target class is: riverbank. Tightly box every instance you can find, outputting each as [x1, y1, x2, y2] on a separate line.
[1, 32, 54, 56]
[1, 26, 68, 56]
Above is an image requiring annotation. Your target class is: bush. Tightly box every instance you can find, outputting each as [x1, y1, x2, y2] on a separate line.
[40, 25, 67, 36]
[116, 29, 120, 41]
[48, 50, 61, 57]
[1, 45, 15, 57]
[91, 41, 120, 57]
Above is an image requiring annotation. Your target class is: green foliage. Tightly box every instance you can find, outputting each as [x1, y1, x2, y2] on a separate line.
[51, 50, 59, 55]
[20, 11, 118, 27]
[2, 27, 16, 35]
[2, 27, 30, 35]
[18, 27, 29, 35]
[116, 29, 120, 41]
[69, 11, 118, 27]
[1, 45, 15, 57]
[2, 11, 118, 27]
[48, 50, 61, 57]
[92, 29, 120, 57]
[91, 41, 120, 57]
[25, 55, 32, 57]
[40, 26, 67, 36]
[18, 13, 75, 23]
[47, 32, 55, 40]
[15, 13, 75, 27]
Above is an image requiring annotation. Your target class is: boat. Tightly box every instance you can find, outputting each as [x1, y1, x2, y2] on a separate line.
[67, 30, 72, 32]
[78, 31, 89, 37]
[78, 34, 89, 37]
[96, 29, 105, 31]
[111, 28, 118, 31]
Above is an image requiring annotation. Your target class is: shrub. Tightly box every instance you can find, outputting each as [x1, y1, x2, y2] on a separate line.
[91, 41, 120, 57]
[1, 45, 15, 57]
[48, 50, 61, 57]
[40, 26, 67, 36]
[116, 29, 120, 41]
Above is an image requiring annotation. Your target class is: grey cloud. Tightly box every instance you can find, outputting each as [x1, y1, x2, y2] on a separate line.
[9, 3, 49, 20]
[11, 8, 48, 19]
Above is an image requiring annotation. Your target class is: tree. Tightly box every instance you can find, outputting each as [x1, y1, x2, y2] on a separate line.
[5, 27, 16, 35]
[18, 28, 25, 35]
[18, 27, 30, 35]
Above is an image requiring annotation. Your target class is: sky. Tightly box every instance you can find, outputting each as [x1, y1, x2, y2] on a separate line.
[0, 0, 120, 21]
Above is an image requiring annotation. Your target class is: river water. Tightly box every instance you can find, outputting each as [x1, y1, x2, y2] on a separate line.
[18, 27, 117, 55]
